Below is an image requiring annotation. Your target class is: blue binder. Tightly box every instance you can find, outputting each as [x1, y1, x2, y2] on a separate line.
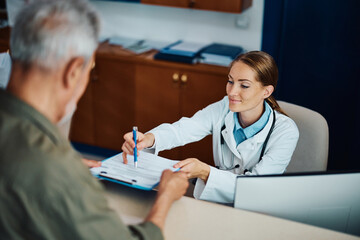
[154, 52, 199, 64]
[199, 43, 244, 66]
[200, 43, 244, 59]
[154, 41, 205, 64]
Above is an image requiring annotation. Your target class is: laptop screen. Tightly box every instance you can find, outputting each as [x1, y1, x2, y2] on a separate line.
[234, 171, 360, 236]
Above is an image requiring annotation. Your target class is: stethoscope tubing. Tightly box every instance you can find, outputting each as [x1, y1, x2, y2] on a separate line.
[218, 110, 276, 171]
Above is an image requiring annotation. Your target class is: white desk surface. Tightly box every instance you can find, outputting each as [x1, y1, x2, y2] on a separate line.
[102, 181, 360, 240]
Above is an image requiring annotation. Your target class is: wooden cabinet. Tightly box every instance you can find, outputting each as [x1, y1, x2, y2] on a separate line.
[141, 0, 252, 13]
[92, 57, 136, 150]
[135, 65, 182, 159]
[70, 51, 136, 151]
[70, 43, 228, 166]
[135, 65, 181, 132]
[70, 73, 95, 145]
[0, 26, 10, 52]
[135, 63, 226, 164]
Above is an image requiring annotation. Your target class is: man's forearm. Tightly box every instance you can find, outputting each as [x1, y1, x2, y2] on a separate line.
[145, 194, 174, 231]
[144, 170, 188, 231]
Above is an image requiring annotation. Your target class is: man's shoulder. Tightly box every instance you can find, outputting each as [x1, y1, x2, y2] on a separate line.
[0, 108, 93, 193]
[1, 141, 102, 208]
[0, 104, 71, 158]
[1, 137, 83, 190]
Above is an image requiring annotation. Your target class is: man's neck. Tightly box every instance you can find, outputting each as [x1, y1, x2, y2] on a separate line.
[7, 64, 61, 124]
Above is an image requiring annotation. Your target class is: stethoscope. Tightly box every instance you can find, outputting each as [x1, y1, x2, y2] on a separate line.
[217, 110, 276, 172]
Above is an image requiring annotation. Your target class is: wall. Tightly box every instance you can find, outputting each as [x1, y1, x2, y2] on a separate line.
[90, 0, 264, 51]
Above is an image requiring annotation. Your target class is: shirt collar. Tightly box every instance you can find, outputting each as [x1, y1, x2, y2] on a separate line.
[233, 101, 272, 139]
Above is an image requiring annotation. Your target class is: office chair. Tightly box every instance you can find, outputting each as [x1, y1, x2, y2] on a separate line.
[277, 101, 329, 172]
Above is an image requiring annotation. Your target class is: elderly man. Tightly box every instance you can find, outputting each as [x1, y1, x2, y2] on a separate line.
[0, 0, 188, 239]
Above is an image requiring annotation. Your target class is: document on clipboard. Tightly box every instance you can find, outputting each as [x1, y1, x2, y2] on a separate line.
[90, 151, 180, 190]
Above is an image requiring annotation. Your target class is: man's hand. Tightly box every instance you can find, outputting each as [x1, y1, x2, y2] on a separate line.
[121, 132, 155, 164]
[157, 170, 189, 202]
[174, 158, 210, 182]
[82, 158, 102, 168]
[145, 170, 188, 231]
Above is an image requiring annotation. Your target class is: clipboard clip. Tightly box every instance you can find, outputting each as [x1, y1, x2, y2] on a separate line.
[99, 171, 137, 185]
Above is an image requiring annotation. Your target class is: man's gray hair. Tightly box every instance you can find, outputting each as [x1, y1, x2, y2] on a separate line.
[10, 0, 100, 70]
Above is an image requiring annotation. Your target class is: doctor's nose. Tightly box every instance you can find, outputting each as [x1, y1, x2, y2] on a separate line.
[227, 84, 240, 96]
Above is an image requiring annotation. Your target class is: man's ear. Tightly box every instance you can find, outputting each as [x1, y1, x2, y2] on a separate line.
[62, 57, 85, 90]
[263, 85, 274, 99]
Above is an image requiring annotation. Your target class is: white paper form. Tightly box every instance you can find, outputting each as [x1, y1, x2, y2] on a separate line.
[170, 41, 208, 53]
[90, 151, 179, 190]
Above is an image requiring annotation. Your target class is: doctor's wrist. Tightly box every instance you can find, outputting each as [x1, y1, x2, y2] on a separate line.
[199, 163, 210, 183]
[144, 133, 155, 148]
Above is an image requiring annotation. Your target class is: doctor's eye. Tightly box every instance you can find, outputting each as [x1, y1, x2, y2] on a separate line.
[241, 84, 250, 89]
[227, 80, 234, 84]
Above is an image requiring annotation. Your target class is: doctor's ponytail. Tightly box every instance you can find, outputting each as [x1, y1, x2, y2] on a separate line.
[231, 51, 288, 116]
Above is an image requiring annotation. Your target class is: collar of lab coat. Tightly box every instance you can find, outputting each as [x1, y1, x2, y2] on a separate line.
[221, 107, 275, 158]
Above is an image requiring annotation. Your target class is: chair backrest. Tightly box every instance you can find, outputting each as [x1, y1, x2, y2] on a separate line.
[277, 101, 329, 172]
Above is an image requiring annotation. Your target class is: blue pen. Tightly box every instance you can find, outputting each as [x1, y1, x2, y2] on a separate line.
[133, 126, 138, 168]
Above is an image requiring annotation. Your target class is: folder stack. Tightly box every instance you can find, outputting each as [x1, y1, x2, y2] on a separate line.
[154, 41, 208, 64]
[199, 43, 244, 66]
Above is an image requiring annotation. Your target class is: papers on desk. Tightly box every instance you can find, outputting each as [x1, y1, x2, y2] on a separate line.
[108, 36, 172, 54]
[90, 151, 179, 190]
[109, 36, 151, 54]
[160, 41, 208, 57]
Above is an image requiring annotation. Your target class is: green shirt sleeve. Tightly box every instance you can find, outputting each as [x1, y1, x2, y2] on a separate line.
[31, 153, 164, 240]
[0, 90, 163, 240]
[129, 222, 164, 240]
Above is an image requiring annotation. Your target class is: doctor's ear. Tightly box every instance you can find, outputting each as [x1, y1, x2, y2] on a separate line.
[62, 57, 85, 90]
[263, 85, 274, 99]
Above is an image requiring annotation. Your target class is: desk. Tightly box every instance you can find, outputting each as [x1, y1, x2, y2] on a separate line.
[103, 181, 359, 240]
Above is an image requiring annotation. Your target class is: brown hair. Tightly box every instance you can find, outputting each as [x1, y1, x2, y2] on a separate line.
[231, 51, 287, 116]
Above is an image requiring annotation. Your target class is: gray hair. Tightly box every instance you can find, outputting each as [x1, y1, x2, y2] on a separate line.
[10, 0, 100, 70]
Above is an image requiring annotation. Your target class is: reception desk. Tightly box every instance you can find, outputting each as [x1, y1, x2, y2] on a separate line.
[102, 181, 359, 240]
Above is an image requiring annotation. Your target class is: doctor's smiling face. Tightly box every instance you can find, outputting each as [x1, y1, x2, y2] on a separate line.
[226, 61, 273, 116]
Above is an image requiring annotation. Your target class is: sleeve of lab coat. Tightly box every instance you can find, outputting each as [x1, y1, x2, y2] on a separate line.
[148, 97, 227, 154]
[193, 166, 238, 204]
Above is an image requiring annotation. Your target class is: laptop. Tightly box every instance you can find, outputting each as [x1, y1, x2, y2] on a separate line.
[234, 171, 360, 236]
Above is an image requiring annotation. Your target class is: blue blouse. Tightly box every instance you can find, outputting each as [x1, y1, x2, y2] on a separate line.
[233, 101, 272, 146]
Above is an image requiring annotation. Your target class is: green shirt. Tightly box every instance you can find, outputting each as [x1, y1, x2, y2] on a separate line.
[0, 89, 163, 240]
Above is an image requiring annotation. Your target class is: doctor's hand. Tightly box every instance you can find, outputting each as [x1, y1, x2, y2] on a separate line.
[174, 158, 211, 183]
[121, 132, 155, 164]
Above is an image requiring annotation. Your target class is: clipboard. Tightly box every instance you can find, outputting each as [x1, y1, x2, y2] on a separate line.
[90, 151, 179, 191]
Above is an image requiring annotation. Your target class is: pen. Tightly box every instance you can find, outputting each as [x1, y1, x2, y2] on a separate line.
[133, 126, 138, 168]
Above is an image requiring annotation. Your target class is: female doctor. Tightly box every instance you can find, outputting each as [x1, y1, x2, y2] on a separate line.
[122, 51, 299, 204]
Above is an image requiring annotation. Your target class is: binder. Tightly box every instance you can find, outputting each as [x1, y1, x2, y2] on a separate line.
[154, 40, 207, 64]
[154, 52, 199, 64]
[199, 43, 244, 66]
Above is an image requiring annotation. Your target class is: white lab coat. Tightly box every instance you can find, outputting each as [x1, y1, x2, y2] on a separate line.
[148, 96, 299, 203]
